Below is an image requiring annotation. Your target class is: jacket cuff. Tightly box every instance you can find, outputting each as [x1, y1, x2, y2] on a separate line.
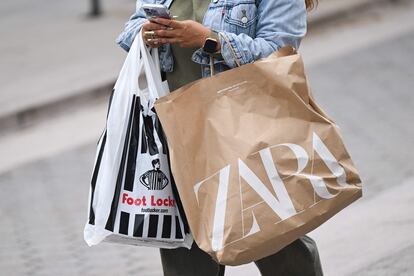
[218, 31, 243, 68]
[116, 18, 147, 52]
[117, 39, 132, 52]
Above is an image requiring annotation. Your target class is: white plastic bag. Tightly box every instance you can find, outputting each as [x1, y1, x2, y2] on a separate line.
[84, 32, 192, 249]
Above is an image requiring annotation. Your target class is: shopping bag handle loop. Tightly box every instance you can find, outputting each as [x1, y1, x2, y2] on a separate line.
[209, 32, 241, 77]
[137, 31, 165, 108]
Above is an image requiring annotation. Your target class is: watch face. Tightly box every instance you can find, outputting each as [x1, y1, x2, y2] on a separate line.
[204, 38, 218, 54]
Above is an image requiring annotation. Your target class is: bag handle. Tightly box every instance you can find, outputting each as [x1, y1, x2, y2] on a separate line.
[151, 45, 161, 77]
[139, 32, 164, 95]
[218, 32, 241, 68]
[133, 31, 165, 110]
[208, 32, 241, 77]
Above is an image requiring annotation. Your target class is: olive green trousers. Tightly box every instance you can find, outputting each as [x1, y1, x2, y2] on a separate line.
[160, 236, 323, 276]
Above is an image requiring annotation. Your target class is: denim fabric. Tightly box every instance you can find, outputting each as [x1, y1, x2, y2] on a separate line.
[116, 0, 307, 77]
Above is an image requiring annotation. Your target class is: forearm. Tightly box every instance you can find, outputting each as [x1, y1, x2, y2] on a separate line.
[196, 0, 307, 68]
[117, 17, 147, 52]
[116, 1, 154, 52]
[218, 30, 304, 68]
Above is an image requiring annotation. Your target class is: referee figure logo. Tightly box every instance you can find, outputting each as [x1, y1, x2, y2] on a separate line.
[139, 159, 169, 190]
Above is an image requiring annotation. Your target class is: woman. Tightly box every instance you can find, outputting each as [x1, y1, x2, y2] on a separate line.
[117, 0, 322, 275]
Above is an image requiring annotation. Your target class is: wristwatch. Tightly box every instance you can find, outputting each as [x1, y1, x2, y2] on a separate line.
[203, 30, 220, 54]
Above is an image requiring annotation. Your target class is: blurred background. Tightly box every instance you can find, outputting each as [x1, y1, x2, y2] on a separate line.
[1, 0, 413, 275]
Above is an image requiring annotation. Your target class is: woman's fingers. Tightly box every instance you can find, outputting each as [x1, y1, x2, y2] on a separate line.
[142, 21, 168, 47]
[143, 21, 167, 31]
[141, 19, 179, 48]
[142, 18, 182, 42]
[151, 17, 182, 29]
[143, 18, 207, 48]
[154, 29, 177, 38]
[146, 39, 162, 48]
[158, 37, 183, 45]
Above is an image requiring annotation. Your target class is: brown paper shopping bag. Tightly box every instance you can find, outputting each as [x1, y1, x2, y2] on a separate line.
[154, 47, 362, 265]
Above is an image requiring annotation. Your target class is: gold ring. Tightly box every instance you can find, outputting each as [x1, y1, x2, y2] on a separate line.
[148, 38, 158, 44]
[145, 31, 156, 38]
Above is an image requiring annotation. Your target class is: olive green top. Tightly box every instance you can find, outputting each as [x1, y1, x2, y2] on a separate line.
[166, 0, 210, 91]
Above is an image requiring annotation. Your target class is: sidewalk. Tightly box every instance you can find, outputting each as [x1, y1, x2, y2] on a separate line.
[307, 0, 390, 25]
[0, 0, 134, 132]
[0, 0, 389, 134]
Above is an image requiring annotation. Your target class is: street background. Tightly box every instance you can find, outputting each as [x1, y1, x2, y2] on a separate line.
[1, 0, 413, 275]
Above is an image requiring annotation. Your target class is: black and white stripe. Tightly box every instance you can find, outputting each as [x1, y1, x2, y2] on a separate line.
[105, 95, 138, 231]
[89, 93, 190, 240]
[118, 212, 184, 240]
[141, 170, 168, 190]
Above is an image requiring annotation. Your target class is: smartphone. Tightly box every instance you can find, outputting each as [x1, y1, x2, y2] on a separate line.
[142, 4, 172, 19]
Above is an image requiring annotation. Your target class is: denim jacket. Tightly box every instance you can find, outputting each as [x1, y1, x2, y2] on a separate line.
[117, 0, 307, 78]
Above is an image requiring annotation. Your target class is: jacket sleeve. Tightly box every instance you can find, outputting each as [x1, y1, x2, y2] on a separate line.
[217, 0, 307, 68]
[116, 1, 152, 52]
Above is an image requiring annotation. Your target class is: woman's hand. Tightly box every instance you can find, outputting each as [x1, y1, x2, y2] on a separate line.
[151, 18, 212, 48]
[141, 20, 168, 48]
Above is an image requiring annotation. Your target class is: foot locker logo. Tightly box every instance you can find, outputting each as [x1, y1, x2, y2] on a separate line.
[139, 158, 169, 190]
